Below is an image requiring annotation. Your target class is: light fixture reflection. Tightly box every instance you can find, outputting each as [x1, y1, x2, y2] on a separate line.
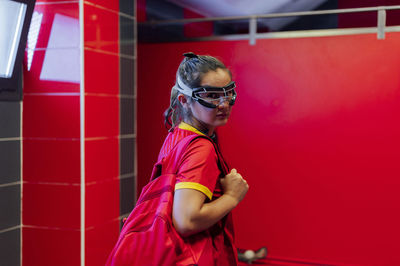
[40, 13, 80, 83]
[27, 11, 43, 71]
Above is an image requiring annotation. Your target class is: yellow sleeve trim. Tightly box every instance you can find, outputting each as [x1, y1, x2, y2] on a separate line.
[175, 182, 213, 200]
[178, 122, 206, 136]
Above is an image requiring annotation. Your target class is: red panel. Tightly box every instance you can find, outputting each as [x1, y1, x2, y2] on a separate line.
[85, 138, 119, 183]
[84, 50, 119, 95]
[22, 227, 80, 266]
[24, 3, 85, 94]
[32, 3, 79, 49]
[137, 33, 400, 265]
[85, 179, 119, 227]
[85, 0, 119, 13]
[36, 0, 79, 3]
[84, 3, 119, 53]
[24, 49, 80, 93]
[85, 220, 120, 266]
[85, 95, 119, 138]
[23, 95, 80, 138]
[24, 3, 81, 93]
[23, 183, 80, 229]
[23, 139, 80, 183]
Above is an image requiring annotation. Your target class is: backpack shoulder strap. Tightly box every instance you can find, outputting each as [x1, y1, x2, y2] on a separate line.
[172, 134, 229, 176]
[150, 133, 229, 181]
[150, 134, 204, 181]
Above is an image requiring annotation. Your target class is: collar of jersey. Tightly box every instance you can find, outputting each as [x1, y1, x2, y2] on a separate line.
[178, 122, 206, 136]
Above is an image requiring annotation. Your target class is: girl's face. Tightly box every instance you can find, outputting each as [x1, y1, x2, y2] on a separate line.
[188, 68, 233, 134]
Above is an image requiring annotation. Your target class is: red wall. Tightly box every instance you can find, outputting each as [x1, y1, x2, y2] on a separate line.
[22, 2, 81, 265]
[23, 1, 121, 265]
[83, 2, 121, 265]
[138, 33, 400, 265]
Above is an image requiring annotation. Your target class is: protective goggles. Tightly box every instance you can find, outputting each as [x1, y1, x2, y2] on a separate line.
[175, 75, 237, 109]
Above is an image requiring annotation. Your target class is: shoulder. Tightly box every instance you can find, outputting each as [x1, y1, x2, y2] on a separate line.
[182, 137, 217, 161]
[187, 137, 215, 152]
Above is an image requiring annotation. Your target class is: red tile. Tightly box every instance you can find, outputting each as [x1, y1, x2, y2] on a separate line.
[36, 0, 79, 3]
[24, 3, 81, 93]
[23, 183, 80, 229]
[85, 179, 119, 228]
[84, 50, 119, 95]
[84, 3, 119, 53]
[85, 219, 120, 266]
[85, 95, 119, 138]
[24, 49, 81, 93]
[23, 95, 80, 138]
[85, 0, 119, 14]
[32, 3, 79, 49]
[85, 138, 119, 183]
[23, 139, 80, 184]
[23, 227, 80, 266]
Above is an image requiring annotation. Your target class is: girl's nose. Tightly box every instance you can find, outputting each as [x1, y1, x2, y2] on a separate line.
[217, 98, 230, 108]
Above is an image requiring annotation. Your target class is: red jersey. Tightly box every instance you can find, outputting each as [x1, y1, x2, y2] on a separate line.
[158, 122, 238, 266]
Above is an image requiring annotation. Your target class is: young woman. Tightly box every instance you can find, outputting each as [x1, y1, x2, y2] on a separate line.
[161, 52, 249, 265]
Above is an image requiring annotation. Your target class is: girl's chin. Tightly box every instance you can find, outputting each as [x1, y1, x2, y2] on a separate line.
[214, 118, 229, 126]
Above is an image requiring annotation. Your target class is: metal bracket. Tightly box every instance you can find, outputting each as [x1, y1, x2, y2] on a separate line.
[377, 8, 386, 40]
[249, 17, 257, 45]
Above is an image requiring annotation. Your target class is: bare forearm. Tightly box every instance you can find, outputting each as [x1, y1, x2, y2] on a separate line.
[173, 191, 238, 236]
[192, 194, 238, 230]
[173, 169, 249, 237]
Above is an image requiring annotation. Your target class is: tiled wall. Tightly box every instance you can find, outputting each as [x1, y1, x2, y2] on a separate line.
[83, 1, 136, 265]
[22, 2, 81, 265]
[83, 2, 120, 265]
[0, 101, 21, 266]
[119, 0, 136, 226]
[22, 1, 136, 265]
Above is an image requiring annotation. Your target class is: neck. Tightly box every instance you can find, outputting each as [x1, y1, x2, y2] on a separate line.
[184, 118, 215, 137]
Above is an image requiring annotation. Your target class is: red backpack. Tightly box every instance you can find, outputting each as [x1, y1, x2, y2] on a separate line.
[106, 134, 229, 265]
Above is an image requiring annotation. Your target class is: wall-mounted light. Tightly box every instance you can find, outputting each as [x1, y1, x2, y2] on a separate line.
[0, 0, 36, 101]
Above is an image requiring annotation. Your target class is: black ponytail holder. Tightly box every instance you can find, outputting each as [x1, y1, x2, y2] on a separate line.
[183, 52, 199, 59]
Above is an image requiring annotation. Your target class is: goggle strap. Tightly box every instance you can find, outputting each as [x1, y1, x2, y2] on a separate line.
[175, 75, 193, 97]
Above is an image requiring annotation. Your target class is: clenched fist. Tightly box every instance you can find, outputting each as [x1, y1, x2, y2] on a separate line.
[220, 168, 249, 204]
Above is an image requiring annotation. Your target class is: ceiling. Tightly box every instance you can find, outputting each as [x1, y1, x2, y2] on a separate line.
[166, 0, 329, 30]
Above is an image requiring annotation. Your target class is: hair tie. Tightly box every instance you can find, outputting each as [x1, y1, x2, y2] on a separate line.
[183, 52, 199, 59]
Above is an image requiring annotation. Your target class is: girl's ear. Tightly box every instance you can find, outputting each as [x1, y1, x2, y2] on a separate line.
[177, 94, 188, 106]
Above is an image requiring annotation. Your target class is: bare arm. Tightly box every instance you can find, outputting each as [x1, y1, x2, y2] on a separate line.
[172, 168, 248, 237]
